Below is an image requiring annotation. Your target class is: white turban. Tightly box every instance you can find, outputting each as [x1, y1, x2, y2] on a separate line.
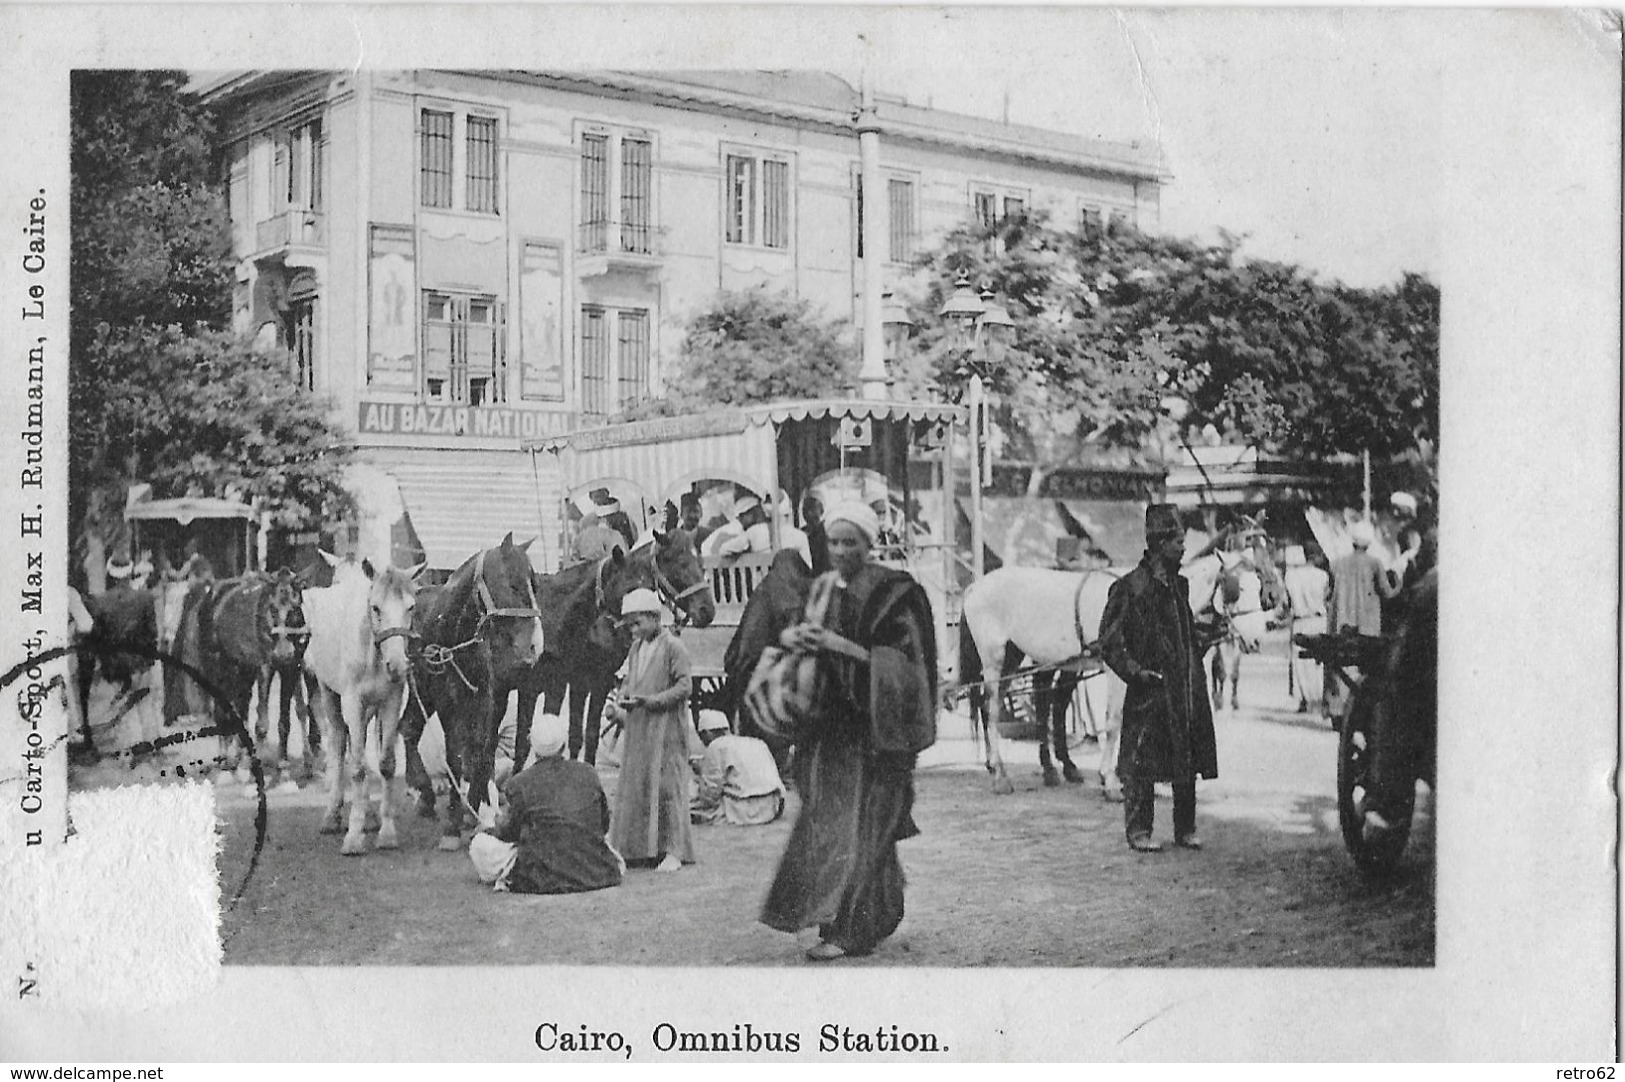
[528, 712, 569, 763]
[822, 500, 880, 546]
[696, 709, 730, 734]
[1349, 520, 1376, 548]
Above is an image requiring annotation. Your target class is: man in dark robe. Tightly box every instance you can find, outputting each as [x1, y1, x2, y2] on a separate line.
[489, 717, 624, 894]
[1099, 503, 1220, 852]
[760, 502, 937, 961]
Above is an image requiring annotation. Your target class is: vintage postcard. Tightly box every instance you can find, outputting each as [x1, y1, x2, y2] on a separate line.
[0, 3, 1615, 1063]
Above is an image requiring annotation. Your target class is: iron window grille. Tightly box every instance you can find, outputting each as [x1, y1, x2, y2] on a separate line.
[420, 109, 454, 209]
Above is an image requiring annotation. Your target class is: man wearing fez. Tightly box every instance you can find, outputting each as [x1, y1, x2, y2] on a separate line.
[1098, 504, 1220, 853]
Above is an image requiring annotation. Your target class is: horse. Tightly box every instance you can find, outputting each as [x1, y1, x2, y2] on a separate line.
[1205, 532, 1285, 711]
[398, 533, 547, 850]
[193, 568, 314, 782]
[508, 528, 714, 772]
[302, 555, 421, 855]
[961, 549, 1231, 794]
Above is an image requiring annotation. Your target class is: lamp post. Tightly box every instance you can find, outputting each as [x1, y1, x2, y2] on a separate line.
[880, 289, 915, 376]
[938, 273, 1014, 578]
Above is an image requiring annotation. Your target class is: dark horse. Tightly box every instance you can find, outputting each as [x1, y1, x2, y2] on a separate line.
[514, 528, 714, 771]
[399, 534, 546, 849]
[180, 568, 312, 778]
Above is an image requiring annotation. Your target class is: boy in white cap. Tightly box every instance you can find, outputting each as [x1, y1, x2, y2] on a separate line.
[606, 587, 695, 872]
[690, 710, 786, 826]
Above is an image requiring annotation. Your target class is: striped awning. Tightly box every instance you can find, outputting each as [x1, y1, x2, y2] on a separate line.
[373, 450, 556, 571]
[526, 399, 964, 504]
[532, 418, 779, 504]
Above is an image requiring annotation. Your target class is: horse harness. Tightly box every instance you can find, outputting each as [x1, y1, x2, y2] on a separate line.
[590, 544, 713, 629]
[403, 549, 544, 692]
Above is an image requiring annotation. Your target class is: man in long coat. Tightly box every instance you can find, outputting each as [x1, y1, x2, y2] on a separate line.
[1099, 504, 1219, 852]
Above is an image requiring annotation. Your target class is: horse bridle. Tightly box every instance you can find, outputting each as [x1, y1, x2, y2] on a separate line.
[415, 548, 544, 689]
[650, 550, 711, 629]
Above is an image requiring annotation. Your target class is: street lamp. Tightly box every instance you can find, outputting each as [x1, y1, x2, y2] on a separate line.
[936, 273, 1015, 577]
[880, 289, 915, 367]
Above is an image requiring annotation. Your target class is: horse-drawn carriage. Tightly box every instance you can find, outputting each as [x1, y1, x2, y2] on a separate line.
[524, 398, 968, 719]
[1295, 567, 1438, 874]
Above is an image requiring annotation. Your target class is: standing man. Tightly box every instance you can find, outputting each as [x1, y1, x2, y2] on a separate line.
[1326, 519, 1404, 722]
[1099, 504, 1219, 853]
[86, 553, 161, 746]
[1281, 544, 1330, 715]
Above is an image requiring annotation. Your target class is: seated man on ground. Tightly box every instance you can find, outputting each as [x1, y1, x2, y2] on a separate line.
[470, 712, 625, 894]
[690, 709, 787, 826]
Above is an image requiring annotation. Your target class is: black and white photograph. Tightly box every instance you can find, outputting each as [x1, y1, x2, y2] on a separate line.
[0, 4, 1615, 1063]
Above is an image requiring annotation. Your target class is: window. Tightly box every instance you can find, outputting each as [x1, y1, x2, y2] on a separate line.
[725, 149, 791, 249]
[971, 185, 1030, 253]
[726, 155, 756, 244]
[285, 297, 316, 392]
[272, 119, 323, 213]
[1080, 203, 1105, 233]
[420, 107, 501, 214]
[579, 128, 654, 254]
[888, 178, 915, 263]
[855, 172, 916, 262]
[422, 291, 506, 404]
[763, 160, 790, 249]
[580, 133, 609, 251]
[974, 191, 998, 231]
[616, 310, 650, 410]
[621, 137, 652, 254]
[420, 109, 454, 209]
[579, 304, 651, 416]
[580, 306, 611, 415]
[465, 115, 499, 213]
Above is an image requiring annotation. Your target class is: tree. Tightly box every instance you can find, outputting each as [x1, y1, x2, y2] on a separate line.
[617, 289, 858, 420]
[911, 211, 1439, 494]
[70, 71, 233, 338]
[69, 71, 351, 578]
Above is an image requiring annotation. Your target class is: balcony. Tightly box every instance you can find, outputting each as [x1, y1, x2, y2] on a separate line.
[255, 208, 326, 254]
[575, 222, 663, 279]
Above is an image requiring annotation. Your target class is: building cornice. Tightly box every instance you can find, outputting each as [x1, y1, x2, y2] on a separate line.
[466, 70, 1168, 183]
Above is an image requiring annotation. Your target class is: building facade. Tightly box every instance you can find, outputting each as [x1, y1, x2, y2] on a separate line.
[199, 69, 1165, 569]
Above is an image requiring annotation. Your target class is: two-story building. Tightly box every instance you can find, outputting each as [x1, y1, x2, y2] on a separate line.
[197, 69, 1165, 569]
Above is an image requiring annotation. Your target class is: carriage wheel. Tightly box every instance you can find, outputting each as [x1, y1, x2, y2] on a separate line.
[1337, 682, 1414, 874]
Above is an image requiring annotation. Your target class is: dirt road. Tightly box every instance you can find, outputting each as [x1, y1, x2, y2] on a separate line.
[213, 709, 1432, 967]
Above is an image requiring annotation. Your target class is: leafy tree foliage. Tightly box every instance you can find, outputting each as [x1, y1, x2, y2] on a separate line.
[617, 289, 858, 419]
[73, 325, 353, 532]
[70, 70, 233, 338]
[912, 212, 1438, 486]
[70, 71, 352, 568]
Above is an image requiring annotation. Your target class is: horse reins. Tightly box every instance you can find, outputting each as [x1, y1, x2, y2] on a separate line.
[417, 550, 543, 692]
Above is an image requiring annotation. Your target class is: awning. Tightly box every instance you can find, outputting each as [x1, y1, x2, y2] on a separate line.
[525, 399, 963, 504]
[125, 496, 256, 523]
[373, 450, 556, 571]
[533, 417, 779, 504]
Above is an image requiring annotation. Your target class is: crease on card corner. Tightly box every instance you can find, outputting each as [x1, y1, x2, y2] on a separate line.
[1, 782, 221, 1009]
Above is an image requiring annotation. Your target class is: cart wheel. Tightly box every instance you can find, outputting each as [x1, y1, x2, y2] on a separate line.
[1337, 683, 1413, 874]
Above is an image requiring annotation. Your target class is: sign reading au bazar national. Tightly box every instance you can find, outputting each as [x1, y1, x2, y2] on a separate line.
[357, 401, 571, 441]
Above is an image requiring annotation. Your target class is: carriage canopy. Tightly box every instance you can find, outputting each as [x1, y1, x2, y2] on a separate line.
[124, 493, 261, 578]
[527, 399, 961, 509]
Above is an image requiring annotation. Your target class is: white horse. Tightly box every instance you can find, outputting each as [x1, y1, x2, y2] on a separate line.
[302, 554, 422, 855]
[962, 550, 1229, 794]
